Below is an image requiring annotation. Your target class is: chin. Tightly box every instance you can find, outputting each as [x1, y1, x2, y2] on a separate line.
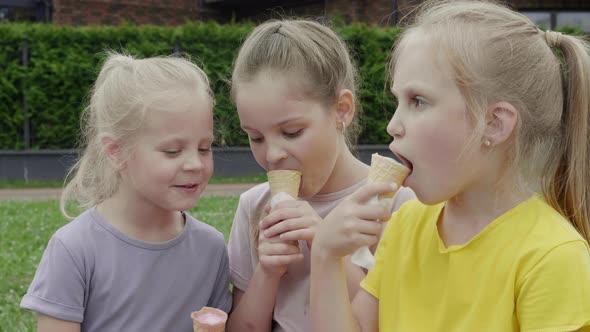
[170, 198, 201, 212]
[412, 190, 443, 206]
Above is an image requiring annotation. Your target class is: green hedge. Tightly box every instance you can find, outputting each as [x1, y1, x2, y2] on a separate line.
[1, 23, 585, 150]
[0, 21, 403, 149]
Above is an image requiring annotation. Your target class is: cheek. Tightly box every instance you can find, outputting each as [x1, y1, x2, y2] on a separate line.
[417, 122, 468, 172]
[204, 156, 215, 177]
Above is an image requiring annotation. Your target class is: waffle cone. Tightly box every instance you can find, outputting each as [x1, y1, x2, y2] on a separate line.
[267, 170, 302, 198]
[191, 307, 227, 332]
[368, 153, 410, 199]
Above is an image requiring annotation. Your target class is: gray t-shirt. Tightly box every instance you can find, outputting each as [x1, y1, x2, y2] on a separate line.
[228, 181, 416, 332]
[21, 208, 232, 332]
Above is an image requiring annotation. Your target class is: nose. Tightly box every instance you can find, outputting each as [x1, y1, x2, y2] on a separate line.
[265, 141, 288, 167]
[386, 108, 405, 140]
[183, 150, 204, 171]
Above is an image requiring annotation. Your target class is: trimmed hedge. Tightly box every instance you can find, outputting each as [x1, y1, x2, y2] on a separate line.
[0, 22, 402, 149]
[0, 23, 584, 150]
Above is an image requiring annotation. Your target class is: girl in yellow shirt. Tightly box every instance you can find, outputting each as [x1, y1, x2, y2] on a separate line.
[310, 0, 590, 331]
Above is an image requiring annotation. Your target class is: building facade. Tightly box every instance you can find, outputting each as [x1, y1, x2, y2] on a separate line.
[1, 0, 589, 31]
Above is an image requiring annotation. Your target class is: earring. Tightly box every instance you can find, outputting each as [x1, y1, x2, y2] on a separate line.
[339, 121, 346, 134]
[484, 139, 492, 147]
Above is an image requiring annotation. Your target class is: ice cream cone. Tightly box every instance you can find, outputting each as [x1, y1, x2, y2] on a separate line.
[191, 307, 227, 332]
[267, 170, 302, 199]
[368, 153, 410, 199]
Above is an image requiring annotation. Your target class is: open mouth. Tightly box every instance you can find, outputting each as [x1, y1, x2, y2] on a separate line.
[175, 184, 198, 189]
[393, 152, 414, 174]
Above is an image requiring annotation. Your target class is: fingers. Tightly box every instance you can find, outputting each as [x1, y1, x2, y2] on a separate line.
[264, 216, 314, 238]
[260, 207, 302, 230]
[352, 182, 398, 204]
[271, 199, 301, 210]
[279, 228, 315, 242]
[259, 238, 304, 267]
[259, 236, 301, 254]
[350, 204, 392, 222]
[348, 232, 380, 248]
[259, 253, 304, 267]
[340, 219, 383, 237]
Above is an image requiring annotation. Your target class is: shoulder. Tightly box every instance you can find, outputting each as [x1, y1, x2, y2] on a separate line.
[235, 182, 271, 218]
[238, 182, 271, 204]
[51, 209, 101, 251]
[512, 196, 589, 273]
[520, 196, 587, 246]
[184, 213, 227, 249]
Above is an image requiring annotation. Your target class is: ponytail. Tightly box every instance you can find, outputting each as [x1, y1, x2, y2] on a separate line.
[543, 33, 590, 242]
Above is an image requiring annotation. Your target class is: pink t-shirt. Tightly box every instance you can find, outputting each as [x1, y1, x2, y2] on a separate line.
[228, 180, 416, 332]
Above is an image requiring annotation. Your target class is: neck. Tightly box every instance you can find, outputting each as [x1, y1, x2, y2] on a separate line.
[440, 174, 533, 246]
[96, 187, 184, 243]
[319, 144, 369, 194]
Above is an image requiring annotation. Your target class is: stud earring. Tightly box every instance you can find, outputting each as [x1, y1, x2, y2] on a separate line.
[484, 139, 492, 147]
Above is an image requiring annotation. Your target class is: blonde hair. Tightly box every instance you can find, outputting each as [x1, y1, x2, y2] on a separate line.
[390, 0, 590, 241]
[60, 51, 213, 218]
[231, 19, 362, 250]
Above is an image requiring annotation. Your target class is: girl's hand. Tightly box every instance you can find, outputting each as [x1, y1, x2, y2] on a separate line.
[260, 200, 322, 249]
[312, 182, 396, 259]
[258, 230, 304, 278]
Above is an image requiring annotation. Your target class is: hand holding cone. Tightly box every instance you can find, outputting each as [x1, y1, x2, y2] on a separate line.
[351, 153, 410, 270]
[191, 307, 227, 332]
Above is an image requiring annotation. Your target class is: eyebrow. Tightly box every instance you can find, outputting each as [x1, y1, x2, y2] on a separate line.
[391, 83, 428, 98]
[158, 136, 214, 145]
[241, 116, 304, 131]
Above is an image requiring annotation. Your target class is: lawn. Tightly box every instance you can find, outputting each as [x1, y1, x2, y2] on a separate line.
[0, 174, 266, 189]
[0, 197, 239, 331]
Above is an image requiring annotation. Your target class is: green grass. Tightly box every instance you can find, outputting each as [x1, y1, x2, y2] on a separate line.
[0, 180, 65, 189]
[0, 197, 239, 331]
[0, 174, 266, 189]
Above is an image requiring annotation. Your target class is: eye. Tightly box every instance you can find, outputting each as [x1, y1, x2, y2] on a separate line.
[410, 96, 427, 108]
[198, 146, 212, 154]
[164, 150, 181, 156]
[283, 129, 303, 139]
[249, 136, 264, 143]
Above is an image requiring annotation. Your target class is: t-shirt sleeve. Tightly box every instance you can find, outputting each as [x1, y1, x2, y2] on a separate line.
[227, 195, 256, 292]
[517, 240, 590, 332]
[208, 245, 233, 313]
[20, 236, 86, 322]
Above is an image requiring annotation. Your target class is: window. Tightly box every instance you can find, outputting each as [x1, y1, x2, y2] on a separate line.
[522, 11, 551, 29]
[522, 10, 590, 32]
[556, 12, 590, 32]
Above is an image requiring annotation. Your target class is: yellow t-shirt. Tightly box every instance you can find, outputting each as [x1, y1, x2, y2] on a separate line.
[361, 195, 590, 332]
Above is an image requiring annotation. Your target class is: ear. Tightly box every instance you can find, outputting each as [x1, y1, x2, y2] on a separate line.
[483, 101, 518, 147]
[335, 89, 355, 127]
[99, 133, 125, 170]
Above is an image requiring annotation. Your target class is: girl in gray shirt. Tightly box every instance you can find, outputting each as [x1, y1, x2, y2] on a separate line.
[20, 52, 231, 332]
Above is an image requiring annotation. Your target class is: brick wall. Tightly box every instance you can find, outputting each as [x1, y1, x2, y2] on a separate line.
[53, 0, 201, 26]
[50, 0, 590, 26]
[325, 0, 395, 25]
